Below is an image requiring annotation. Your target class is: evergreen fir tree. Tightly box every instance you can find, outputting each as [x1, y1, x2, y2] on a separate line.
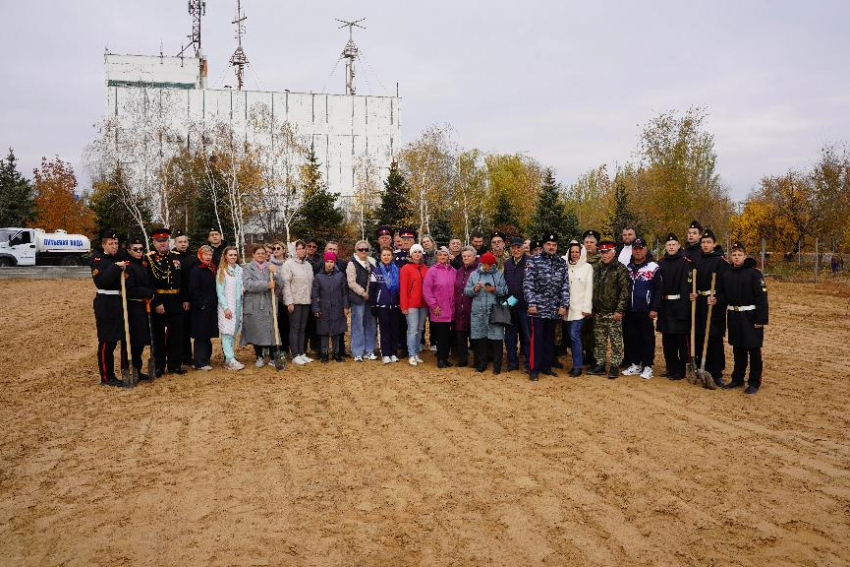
[491, 192, 522, 237]
[291, 144, 343, 244]
[429, 212, 453, 246]
[375, 161, 412, 229]
[531, 168, 578, 241]
[605, 178, 640, 241]
[0, 148, 35, 227]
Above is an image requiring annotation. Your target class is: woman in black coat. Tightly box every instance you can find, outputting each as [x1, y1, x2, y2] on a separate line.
[190, 245, 220, 370]
[124, 238, 155, 381]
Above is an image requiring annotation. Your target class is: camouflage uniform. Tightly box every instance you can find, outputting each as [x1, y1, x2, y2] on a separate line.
[592, 259, 631, 366]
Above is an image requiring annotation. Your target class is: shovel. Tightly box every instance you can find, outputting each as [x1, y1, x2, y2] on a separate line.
[696, 273, 717, 390]
[685, 269, 698, 384]
[119, 269, 135, 388]
[145, 299, 156, 381]
[270, 270, 286, 371]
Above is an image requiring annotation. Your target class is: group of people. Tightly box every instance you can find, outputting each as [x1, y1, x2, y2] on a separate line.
[91, 219, 769, 394]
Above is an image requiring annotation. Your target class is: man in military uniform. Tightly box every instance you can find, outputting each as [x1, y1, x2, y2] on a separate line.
[173, 230, 196, 367]
[124, 236, 155, 382]
[649, 233, 693, 380]
[146, 227, 188, 376]
[90, 229, 128, 387]
[581, 229, 602, 367]
[587, 240, 631, 379]
[208, 227, 227, 266]
[690, 228, 728, 387]
[722, 241, 769, 394]
[684, 220, 703, 265]
[490, 231, 510, 271]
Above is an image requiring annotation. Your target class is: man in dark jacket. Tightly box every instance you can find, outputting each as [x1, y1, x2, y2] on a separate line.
[722, 241, 769, 394]
[649, 233, 693, 380]
[124, 236, 155, 382]
[587, 240, 631, 379]
[684, 220, 703, 265]
[503, 237, 530, 371]
[207, 227, 227, 266]
[523, 233, 570, 381]
[622, 237, 658, 380]
[690, 229, 728, 387]
[174, 230, 196, 367]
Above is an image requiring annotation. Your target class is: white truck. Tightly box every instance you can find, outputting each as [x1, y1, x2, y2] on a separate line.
[0, 228, 91, 267]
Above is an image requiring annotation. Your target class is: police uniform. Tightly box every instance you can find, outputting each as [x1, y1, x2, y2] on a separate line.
[90, 229, 127, 386]
[693, 229, 728, 386]
[146, 228, 187, 375]
[124, 237, 155, 379]
[174, 230, 197, 366]
[650, 233, 693, 379]
[722, 242, 769, 393]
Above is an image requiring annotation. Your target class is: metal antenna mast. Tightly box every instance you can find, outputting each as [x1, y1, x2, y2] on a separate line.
[229, 0, 250, 90]
[335, 18, 366, 95]
[177, 0, 206, 57]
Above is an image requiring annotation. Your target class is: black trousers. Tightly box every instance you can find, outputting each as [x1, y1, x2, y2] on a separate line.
[623, 311, 655, 368]
[662, 333, 688, 376]
[97, 340, 127, 382]
[530, 317, 556, 373]
[194, 339, 212, 367]
[581, 316, 596, 366]
[153, 310, 184, 372]
[474, 339, 503, 371]
[455, 330, 471, 366]
[320, 335, 343, 355]
[276, 301, 291, 351]
[693, 334, 726, 377]
[253, 344, 279, 357]
[731, 346, 762, 388]
[376, 306, 400, 358]
[129, 344, 144, 370]
[306, 313, 319, 353]
[397, 310, 408, 355]
[182, 310, 193, 365]
[432, 321, 453, 363]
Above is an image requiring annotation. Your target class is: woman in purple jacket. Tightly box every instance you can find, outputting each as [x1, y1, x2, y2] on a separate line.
[453, 246, 479, 367]
[423, 247, 457, 368]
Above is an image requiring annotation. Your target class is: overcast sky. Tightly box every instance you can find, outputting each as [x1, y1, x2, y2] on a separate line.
[2, 0, 848, 200]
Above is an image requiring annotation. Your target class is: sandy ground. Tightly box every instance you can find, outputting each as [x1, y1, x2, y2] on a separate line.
[0, 278, 849, 567]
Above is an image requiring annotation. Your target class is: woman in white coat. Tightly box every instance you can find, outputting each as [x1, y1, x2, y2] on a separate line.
[565, 240, 593, 376]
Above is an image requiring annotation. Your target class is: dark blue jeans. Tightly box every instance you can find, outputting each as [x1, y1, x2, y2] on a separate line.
[568, 319, 584, 368]
[505, 306, 530, 367]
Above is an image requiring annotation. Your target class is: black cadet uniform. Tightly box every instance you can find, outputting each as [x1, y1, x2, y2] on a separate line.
[683, 220, 703, 267]
[90, 230, 127, 386]
[693, 230, 729, 386]
[174, 230, 197, 366]
[146, 228, 188, 376]
[124, 238, 155, 380]
[722, 243, 769, 393]
[650, 233, 693, 379]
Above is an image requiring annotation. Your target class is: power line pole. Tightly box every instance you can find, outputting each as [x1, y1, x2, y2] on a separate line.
[335, 18, 366, 95]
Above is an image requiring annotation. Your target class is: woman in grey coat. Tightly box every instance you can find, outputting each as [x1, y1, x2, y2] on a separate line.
[241, 244, 285, 367]
[465, 251, 508, 374]
[311, 251, 350, 363]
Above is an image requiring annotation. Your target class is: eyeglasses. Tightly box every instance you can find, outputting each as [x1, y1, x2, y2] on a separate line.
[274, 246, 282, 250]
[130, 247, 144, 252]
[356, 248, 369, 252]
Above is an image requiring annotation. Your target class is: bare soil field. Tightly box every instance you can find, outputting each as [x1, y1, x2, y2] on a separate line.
[1, 279, 849, 566]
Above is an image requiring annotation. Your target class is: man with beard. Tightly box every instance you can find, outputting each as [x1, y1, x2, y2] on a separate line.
[649, 233, 693, 380]
[721, 241, 769, 394]
[690, 228, 729, 387]
[146, 227, 188, 376]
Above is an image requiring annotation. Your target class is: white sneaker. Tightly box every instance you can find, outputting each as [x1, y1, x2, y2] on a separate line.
[354, 355, 363, 362]
[414, 355, 424, 363]
[390, 355, 399, 363]
[198, 365, 213, 371]
[622, 363, 642, 376]
[429, 345, 437, 352]
[409, 357, 418, 366]
[303, 355, 314, 363]
[365, 353, 378, 360]
[382, 356, 392, 364]
[226, 359, 244, 371]
[255, 357, 266, 368]
[640, 366, 653, 380]
[293, 354, 306, 365]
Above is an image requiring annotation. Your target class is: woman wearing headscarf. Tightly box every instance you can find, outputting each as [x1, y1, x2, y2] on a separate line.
[216, 246, 244, 370]
[370, 247, 401, 364]
[564, 240, 593, 376]
[465, 251, 508, 374]
[189, 244, 219, 370]
[347, 239, 378, 361]
[283, 240, 315, 365]
[312, 251, 350, 362]
[422, 246, 456, 368]
[241, 244, 285, 368]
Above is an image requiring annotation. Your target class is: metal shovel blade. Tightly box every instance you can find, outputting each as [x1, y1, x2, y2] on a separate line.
[274, 352, 286, 371]
[685, 362, 698, 384]
[696, 367, 716, 390]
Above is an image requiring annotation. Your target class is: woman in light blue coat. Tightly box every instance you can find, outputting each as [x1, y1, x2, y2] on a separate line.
[216, 246, 244, 370]
[465, 251, 508, 374]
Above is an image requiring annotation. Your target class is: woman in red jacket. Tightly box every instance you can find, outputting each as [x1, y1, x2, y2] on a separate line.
[400, 244, 429, 366]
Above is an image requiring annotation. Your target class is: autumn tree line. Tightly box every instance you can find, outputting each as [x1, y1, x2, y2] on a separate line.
[1, 103, 848, 262]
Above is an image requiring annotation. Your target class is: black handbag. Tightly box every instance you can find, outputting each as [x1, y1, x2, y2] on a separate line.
[489, 299, 513, 326]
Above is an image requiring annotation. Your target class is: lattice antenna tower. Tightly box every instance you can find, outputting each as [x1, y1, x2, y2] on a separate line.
[229, 0, 250, 90]
[335, 18, 366, 95]
[177, 0, 206, 57]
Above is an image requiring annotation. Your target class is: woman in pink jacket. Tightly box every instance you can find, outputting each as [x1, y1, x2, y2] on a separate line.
[422, 247, 457, 368]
